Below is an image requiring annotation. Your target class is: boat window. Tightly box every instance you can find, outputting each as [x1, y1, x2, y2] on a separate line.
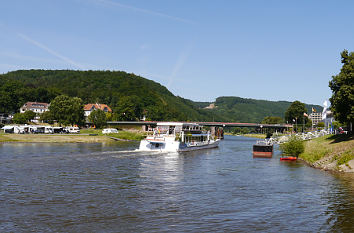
[169, 126, 175, 134]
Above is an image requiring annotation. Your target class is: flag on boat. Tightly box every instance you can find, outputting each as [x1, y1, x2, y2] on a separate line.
[312, 107, 316, 113]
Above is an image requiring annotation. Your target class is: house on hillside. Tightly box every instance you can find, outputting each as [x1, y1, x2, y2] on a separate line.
[84, 103, 112, 117]
[20, 102, 50, 114]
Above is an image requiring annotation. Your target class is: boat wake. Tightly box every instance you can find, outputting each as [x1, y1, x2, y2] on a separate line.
[95, 149, 178, 158]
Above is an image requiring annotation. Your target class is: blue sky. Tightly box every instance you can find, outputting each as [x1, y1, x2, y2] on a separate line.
[1, 0, 353, 106]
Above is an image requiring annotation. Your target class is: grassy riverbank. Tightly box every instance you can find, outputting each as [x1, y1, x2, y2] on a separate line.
[299, 134, 354, 172]
[238, 134, 266, 139]
[0, 129, 145, 143]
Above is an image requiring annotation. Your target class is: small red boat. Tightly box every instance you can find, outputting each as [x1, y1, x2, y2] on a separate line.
[280, 156, 297, 161]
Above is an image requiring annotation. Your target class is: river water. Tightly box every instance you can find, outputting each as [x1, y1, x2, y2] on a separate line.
[1, 136, 354, 232]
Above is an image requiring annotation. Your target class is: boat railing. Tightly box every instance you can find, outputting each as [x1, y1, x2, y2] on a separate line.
[186, 140, 210, 147]
[256, 138, 274, 145]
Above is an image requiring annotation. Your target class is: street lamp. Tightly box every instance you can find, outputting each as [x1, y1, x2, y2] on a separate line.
[295, 117, 298, 133]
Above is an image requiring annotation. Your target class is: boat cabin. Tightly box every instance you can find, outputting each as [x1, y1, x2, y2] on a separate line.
[154, 122, 203, 135]
[152, 122, 210, 144]
[140, 122, 219, 152]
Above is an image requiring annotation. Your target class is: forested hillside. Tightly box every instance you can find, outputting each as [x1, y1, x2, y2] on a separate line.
[207, 96, 322, 123]
[0, 70, 215, 121]
[0, 70, 322, 122]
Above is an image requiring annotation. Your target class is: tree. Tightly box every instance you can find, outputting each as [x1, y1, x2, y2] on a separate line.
[12, 113, 27, 124]
[329, 50, 354, 131]
[23, 110, 36, 122]
[0, 91, 12, 113]
[114, 96, 142, 121]
[49, 95, 85, 126]
[332, 121, 342, 130]
[261, 116, 284, 124]
[105, 112, 113, 121]
[305, 118, 312, 128]
[40, 111, 54, 124]
[70, 97, 85, 126]
[285, 101, 308, 125]
[88, 109, 107, 128]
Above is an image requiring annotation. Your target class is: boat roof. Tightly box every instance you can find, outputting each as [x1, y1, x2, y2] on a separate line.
[157, 122, 200, 127]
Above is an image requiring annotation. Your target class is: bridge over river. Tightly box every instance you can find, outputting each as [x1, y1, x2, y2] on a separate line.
[107, 121, 293, 133]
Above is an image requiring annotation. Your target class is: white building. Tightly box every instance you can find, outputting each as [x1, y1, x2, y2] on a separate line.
[309, 112, 323, 126]
[20, 102, 50, 114]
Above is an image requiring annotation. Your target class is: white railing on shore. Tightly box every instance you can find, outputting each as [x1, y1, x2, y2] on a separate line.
[270, 130, 331, 144]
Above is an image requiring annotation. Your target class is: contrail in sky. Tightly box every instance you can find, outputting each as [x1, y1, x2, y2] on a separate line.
[17, 33, 85, 69]
[167, 45, 192, 89]
[95, 0, 196, 25]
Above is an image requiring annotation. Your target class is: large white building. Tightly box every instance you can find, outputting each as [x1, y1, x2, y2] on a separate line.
[20, 102, 50, 114]
[309, 112, 322, 126]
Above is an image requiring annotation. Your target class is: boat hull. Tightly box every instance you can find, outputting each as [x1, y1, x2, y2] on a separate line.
[280, 157, 297, 161]
[253, 144, 273, 158]
[139, 139, 219, 152]
[177, 140, 219, 152]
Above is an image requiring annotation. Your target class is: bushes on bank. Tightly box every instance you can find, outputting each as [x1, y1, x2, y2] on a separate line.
[280, 135, 304, 157]
[336, 150, 354, 166]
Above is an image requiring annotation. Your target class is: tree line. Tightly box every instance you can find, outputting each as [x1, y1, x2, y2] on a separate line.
[4, 67, 348, 130]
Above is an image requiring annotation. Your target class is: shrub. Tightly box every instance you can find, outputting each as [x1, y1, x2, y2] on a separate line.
[280, 135, 304, 157]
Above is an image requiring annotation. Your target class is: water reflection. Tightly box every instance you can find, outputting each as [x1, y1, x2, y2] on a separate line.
[325, 173, 354, 232]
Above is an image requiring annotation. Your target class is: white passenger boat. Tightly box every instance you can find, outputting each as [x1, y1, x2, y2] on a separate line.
[139, 122, 220, 152]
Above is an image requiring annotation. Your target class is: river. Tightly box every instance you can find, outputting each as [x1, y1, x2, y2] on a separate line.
[1, 136, 354, 232]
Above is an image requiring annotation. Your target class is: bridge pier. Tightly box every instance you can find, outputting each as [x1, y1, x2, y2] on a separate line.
[211, 126, 224, 139]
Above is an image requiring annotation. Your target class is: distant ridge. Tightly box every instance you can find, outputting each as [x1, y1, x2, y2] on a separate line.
[195, 96, 322, 123]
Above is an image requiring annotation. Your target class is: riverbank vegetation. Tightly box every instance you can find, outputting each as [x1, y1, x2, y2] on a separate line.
[80, 128, 145, 141]
[242, 134, 266, 139]
[329, 50, 354, 131]
[107, 131, 145, 141]
[299, 134, 354, 172]
[279, 136, 304, 157]
[0, 133, 17, 142]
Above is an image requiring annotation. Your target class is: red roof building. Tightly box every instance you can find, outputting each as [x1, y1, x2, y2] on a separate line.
[84, 103, 112, 117]
[20, 102, 50, 114]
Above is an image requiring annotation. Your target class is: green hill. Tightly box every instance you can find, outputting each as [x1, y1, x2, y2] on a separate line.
[204, 96, 322, 123]
[0, 69, 322, 123]
[0, 70, 214, 121]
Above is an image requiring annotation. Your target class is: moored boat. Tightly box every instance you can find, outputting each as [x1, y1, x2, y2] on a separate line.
[139, 122, 219, 152]
[280, 156, 297, 161]
[253, 140, 273, 158]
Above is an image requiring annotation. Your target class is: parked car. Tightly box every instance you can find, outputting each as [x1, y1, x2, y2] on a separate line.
[102, 128, 118, 134]
[65, 127, 80, 133]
